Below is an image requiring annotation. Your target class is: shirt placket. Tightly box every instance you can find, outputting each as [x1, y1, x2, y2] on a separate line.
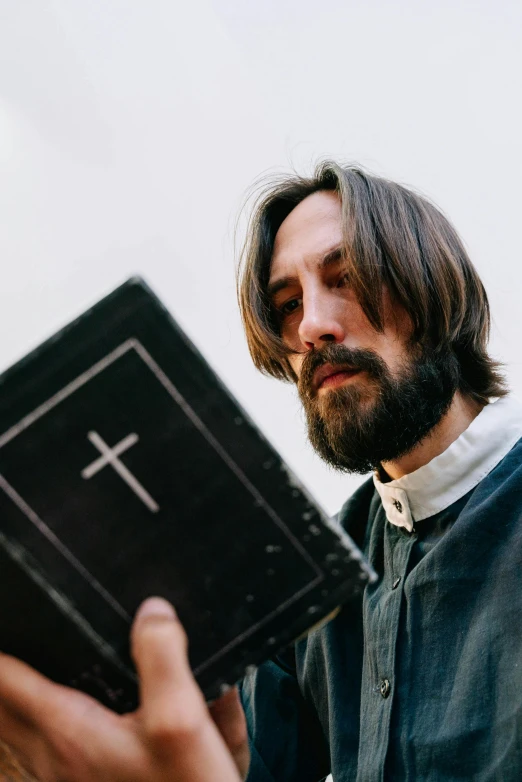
[356, 517, 417, 782]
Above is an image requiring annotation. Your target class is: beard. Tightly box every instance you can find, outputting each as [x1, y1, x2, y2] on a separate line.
[297, 342, 460, 474]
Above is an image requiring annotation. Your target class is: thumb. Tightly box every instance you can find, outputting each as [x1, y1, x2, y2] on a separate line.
[131, 597, 207, 741]
[130, 597, 243, 781]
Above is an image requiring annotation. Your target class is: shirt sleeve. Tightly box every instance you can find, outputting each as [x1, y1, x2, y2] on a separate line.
[239, 644, 330, 782]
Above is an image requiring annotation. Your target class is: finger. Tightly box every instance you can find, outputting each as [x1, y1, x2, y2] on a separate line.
[0, 702, 42, 780]
[0, 738, 37, 782]
[0, 653, 139, 781]
[131, 598, 207, 745]
[208, 687, 247, 750]
[0, 653, 57, 727]
[0, 655, 66, 778]
[208, 687, 250, 778]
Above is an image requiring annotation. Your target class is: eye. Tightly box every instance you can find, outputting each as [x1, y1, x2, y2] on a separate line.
[336, 272, 350, 288]
[279, 297, 302, 316]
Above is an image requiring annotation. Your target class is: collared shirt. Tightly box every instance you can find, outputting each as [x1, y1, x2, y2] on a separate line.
[241, 397, 522, 782]
[373, 395, 522, 531]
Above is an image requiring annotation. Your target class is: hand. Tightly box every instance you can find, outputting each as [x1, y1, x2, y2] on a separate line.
[0, 598, 250, 781]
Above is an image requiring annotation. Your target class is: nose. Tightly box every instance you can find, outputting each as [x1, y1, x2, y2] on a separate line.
[297, 290, 346, 351]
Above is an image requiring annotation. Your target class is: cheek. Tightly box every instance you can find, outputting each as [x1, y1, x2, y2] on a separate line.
[375, 339, 413, 379]
[287, 352, 304, 381]
[280, 313, 302, 347]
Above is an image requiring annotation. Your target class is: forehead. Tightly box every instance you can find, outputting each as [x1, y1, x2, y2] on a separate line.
[270, 190, 343, 280]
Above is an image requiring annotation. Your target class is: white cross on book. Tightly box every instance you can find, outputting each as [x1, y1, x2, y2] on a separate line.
[81, 430, 160, 513]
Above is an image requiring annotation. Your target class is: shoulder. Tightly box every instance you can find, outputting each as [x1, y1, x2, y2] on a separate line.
[469, 434, 522, 510]
[480, 434, 522, 490]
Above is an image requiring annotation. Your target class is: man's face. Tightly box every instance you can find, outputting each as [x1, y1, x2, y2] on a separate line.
[268, 190, 458, 473]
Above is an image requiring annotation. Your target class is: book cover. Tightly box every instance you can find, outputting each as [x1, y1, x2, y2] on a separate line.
[0, 278, 375, 711]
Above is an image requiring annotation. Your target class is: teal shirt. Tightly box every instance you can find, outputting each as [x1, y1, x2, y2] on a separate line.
[240, 438, 522, 781]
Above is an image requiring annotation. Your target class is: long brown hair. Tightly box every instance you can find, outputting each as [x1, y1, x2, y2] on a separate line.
[237, 162, 507, 405]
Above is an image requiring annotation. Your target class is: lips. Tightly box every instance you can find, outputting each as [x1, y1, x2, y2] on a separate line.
[313, 363, 360, 391]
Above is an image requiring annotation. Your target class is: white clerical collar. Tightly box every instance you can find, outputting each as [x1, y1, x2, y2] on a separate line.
[373, 395, 522, 532]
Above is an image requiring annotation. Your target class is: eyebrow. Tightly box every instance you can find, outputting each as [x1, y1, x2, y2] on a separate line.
[267, 246, 345, 300]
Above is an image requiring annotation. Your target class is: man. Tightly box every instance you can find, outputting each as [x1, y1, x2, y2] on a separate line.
[236, 163, 522, 781]
[0, 163, 521, 781]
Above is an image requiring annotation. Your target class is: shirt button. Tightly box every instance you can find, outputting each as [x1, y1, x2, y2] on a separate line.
[392, 499, 403, 513]
[392, 576, 401, 590]
[380, 678, 391, 699]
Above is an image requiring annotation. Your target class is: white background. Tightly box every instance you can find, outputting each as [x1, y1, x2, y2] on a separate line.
[1, 0, 521, 517]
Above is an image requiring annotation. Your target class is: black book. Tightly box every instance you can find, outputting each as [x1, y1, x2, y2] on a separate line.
[0, 278, 374, 712]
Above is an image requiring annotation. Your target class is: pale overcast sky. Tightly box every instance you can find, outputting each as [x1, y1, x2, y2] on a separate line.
[1, 0, 521, 514]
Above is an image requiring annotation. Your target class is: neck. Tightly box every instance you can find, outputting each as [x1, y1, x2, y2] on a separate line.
[380, 392, 485, 481]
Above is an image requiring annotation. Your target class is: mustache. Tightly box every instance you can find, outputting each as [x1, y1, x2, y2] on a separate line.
[297, 343, 388, 399]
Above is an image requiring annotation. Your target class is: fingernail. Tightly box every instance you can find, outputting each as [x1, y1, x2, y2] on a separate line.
[135, 597, 176, 621]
